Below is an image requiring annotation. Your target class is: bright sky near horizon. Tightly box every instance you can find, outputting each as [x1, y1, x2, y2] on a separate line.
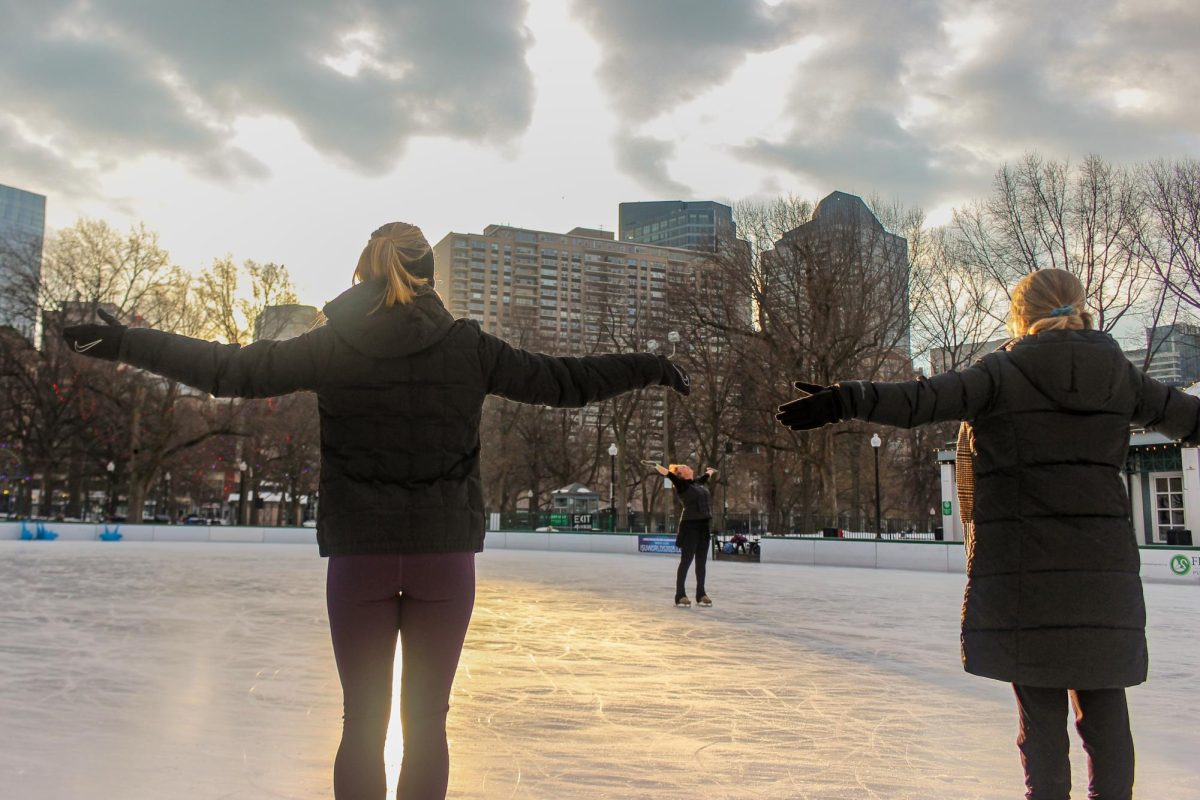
[2, 0, 1199, 306]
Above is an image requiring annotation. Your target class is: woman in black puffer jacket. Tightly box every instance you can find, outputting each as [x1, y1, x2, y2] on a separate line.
[776, 269, 1200, 800]
[64, 222, 690, 800]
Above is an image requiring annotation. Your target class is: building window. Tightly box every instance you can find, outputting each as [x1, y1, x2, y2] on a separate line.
[1151, 473, 1186, 542]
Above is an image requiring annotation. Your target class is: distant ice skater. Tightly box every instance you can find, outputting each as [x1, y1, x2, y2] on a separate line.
[651, 461, 717, 608]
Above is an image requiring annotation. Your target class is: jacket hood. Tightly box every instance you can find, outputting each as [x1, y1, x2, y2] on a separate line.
[1003, 329, 1127, 412]
[321, 279, 456, 359]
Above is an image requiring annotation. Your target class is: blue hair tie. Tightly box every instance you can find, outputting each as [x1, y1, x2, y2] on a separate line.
[1050, 305, 1074, 317]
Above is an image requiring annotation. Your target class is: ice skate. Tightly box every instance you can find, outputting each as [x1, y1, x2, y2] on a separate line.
[675, 595, 691, 607]
[697, 595, 712, 607]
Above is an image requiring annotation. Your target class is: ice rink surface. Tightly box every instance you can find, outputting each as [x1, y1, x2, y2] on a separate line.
[1, 541, 1197, 800]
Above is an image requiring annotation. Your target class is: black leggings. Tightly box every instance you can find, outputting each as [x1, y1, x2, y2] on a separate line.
[675, 519, 710, 601]
[1013, 684, 1134, 800]
[326, 552, 476, 800]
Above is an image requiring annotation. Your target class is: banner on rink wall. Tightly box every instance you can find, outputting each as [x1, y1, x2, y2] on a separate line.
[1169, 553, 1200, 582]
[638, 534, 680, 555]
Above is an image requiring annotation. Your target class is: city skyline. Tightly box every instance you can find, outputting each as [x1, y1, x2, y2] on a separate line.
[2, 1, 1198, 307]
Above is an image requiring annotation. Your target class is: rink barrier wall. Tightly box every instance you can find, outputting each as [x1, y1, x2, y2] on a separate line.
[2, 523, 1196, 585]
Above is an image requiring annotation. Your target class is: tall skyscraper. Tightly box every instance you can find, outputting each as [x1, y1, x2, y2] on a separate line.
[618, 201, 736, 253]
[771, 191, 911, 358]
[0, 184, 47, 339]
[432, 224, 705, 349]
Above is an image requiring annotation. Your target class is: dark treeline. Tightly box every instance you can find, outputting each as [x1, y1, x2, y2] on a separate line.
[2, 154, 1197, 530]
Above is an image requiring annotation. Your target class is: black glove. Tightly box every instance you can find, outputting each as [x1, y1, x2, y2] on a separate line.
[62, 308, 127, 361]
[775, 380, 845, 430]
[660, 357, 691, 395]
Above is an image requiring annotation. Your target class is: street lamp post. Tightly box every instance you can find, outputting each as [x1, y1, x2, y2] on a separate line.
[646, 331, 680, 466]
[870, 434, 882, 539]
[106, 460, 116, 520]
[647, 331, 680, 534]
[237, 460, 248, 526]
[608, 442, 618, 532]
[663, 331, 679, 469]
[163, 470, 172, 524]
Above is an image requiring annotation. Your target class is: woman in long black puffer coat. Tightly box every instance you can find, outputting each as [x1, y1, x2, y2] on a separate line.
[776, 269, 1200, 800]
[62, 222, 691, 800]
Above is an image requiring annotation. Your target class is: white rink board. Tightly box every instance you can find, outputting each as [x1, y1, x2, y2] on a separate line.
[1, 522, 1196, 584]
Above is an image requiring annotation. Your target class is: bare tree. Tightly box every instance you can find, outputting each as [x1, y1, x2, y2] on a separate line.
[954, 153, 1151, 332]
[909, 226, 1006, 373]
[193, 257, 299, 343]
[1137, 158, 1200, 316]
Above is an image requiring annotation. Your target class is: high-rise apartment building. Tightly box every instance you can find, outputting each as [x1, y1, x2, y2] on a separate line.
[618, 201, 736, 253]
[0, 183, 47, 339]
[1126, 323, 1200, 388]
[432, 224, 706, 349]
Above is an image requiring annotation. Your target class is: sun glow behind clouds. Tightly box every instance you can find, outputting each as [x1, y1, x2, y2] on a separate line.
[1112, 87, 1154, 112]
[641, 38, 823, 199]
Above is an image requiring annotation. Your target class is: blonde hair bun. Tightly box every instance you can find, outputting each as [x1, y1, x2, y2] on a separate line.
[1008, 269, 1095, 337]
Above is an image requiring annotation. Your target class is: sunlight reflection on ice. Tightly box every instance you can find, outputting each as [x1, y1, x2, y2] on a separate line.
[1, 542, 1197, 800]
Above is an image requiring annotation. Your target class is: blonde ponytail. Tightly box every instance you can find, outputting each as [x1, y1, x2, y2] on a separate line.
[1007, 269, 1095, 337]
[353, 222, 433, 308]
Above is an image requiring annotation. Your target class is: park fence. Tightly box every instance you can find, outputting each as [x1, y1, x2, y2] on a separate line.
[494, 510, 938, 538]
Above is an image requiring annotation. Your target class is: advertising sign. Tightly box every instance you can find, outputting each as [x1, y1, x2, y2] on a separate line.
[638, 534, 680, 555]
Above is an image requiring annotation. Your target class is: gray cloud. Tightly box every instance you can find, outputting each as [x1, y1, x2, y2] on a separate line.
[572, 0, 803, 197]
[935, 0, 1200, 160]
[614, 135, 692, 196]
[572, 0, 803, 122]
[0, 0, 535, 193]
[579, 0, 1200, 209]
[0, 118, 98, 200]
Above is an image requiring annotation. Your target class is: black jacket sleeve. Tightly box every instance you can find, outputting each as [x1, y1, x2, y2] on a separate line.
[478, 331, 671, 407]
[665, 471, 686, 494]
[835, 358, 999, 428]
[118, 326, 334, 398]
[695, 473, 711, 486]
[1130, 365, 1200, 443]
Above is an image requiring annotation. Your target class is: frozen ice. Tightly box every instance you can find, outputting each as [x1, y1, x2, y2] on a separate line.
[0, 541, 1197, 799]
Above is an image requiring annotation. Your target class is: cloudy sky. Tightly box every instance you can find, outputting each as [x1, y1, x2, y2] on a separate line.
[2, 0, 1198, 305]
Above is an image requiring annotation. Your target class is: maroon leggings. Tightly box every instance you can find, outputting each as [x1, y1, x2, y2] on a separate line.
[326, 552, 476, 800]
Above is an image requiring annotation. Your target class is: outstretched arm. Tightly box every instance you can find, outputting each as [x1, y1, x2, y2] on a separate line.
[116, 326, 334, 398]
[663, 470, 686, 492]
[479, 331, 689, 407]
[65, 310, 332, 398]
[778, 360, 999, 431]
[1130, 365, 1200, 443]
